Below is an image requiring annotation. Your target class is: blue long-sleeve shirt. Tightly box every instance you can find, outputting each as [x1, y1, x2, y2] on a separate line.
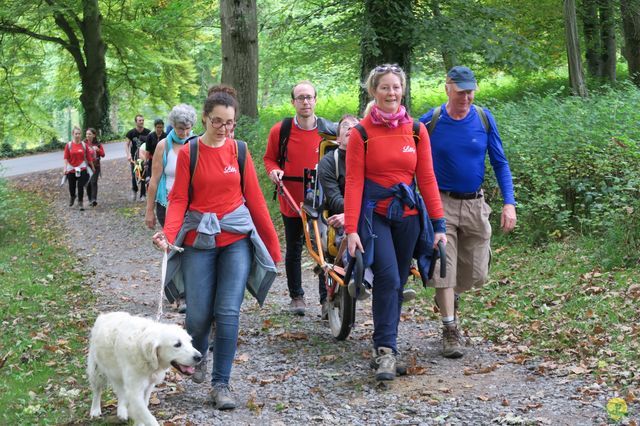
[419, 104, 516, 205]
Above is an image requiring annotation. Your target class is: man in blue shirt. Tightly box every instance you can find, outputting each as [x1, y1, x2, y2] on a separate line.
[420, 66, 517, 359]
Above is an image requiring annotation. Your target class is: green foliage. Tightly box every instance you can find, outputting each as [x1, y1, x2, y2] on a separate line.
[483, 83, 640, 265]
[0, 181, 95, 423]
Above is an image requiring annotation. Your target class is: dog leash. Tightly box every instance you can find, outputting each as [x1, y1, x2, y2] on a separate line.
[154, 233, 184, 321]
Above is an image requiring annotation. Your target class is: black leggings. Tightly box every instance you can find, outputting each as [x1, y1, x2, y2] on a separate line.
[86, 169, 100, 202]
[282, 214, 327, 303]
[67, 170, 90, 202]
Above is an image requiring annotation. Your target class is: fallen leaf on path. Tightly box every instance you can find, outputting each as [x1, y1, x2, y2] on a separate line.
[477, 395, 491, 401]
[277, 332, 308, 341]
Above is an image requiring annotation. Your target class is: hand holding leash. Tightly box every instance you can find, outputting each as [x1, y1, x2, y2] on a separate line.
[152, 232, 183, 253]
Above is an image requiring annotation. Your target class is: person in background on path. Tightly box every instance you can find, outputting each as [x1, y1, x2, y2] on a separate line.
[263, 81, 329, 316]
[419, 66, 517, 359]
[344, 64, 447, 381]
[85, 128, 104, 207]
[63, 126, 95, 211]
[144, 118, 167, 180]
[125, 114, 150, 202]
[145, 106, 196, 229]
[155, 88, 281, 410]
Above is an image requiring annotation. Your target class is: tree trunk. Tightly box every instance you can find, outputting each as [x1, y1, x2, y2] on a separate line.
[80, 0, 110, 133]
[599, 0, 616, 82]
[431, 0, 456, 72]
[564, 0, 588, 96]
[582, 0, 601, 77]
[220, 0, 258, 118]
[359, 0, 414, 115]
[621, 0, 640, 86]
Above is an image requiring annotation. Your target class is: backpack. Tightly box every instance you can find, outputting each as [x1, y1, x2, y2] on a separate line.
[353, 120, 421, 151]
[187, 136, 248, 205]
[427, 105, 489, 135]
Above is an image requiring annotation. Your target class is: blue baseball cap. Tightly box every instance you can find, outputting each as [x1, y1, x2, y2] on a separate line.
[447, 66, 477, 90]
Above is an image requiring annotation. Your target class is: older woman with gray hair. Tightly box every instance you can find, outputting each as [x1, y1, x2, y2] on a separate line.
[145, 103, 197, 229]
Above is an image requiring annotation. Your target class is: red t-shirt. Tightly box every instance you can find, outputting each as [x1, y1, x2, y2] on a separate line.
[64, 142, 94, 172]
[344, 116, 444, 234]
[164, 138, 281, 262]
[263, 120, 322, 217]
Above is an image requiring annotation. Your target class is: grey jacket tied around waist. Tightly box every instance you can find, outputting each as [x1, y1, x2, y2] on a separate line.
[163, 204, 277, 306]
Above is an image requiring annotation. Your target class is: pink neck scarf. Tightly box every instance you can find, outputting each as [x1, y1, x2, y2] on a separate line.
[370, 104, 412, 128]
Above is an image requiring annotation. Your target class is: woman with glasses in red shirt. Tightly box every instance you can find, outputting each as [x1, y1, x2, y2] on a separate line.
[157, 88, 281, 410]
[344, 64, 447, 381]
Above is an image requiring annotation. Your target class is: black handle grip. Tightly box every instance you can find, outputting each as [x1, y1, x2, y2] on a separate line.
[437, 240, 446, 278]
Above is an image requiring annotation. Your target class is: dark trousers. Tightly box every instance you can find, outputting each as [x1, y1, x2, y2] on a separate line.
[67, 170, 90, 202]
[86, 169, 100, 202]
[156, 202, 166, 227]
[370, 213, 420, 352]
[282, 214, 327, 303]
[130, 163, 146, 196]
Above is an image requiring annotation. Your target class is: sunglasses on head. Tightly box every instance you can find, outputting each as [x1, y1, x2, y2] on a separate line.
[374, 64, 402, 74]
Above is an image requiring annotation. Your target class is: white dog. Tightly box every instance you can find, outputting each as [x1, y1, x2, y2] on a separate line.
[87, 312, 201, 426]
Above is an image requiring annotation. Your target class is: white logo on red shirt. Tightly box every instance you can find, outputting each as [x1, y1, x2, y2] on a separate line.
[402, 145, 416, 153]
[224, 165, 238, 174]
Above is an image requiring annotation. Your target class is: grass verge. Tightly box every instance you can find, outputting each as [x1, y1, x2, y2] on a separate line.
[457, 234, 640, 392]
[0, 181, 95, 424]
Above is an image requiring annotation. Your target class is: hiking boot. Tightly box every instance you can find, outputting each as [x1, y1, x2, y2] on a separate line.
[372, 347, 396, 381]
[321, 301, 330, 321]
[192, 359, 207, 384]
[442, 324, 465, 359]
[79, 201, 85, 211]
[370, 350, 407, 376]
[91, 200, 97, 207]
[69, 196, 75, 207]
[289, 296, 306, 316]
[402, 288, 417, 303]
[210, 383, 236, 410]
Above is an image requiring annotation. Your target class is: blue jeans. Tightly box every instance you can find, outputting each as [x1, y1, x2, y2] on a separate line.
[181, 238, 251, 385]
[370, 213, 420, 352]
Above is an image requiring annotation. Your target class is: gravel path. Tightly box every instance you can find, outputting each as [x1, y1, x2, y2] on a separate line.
[12, 157, 628, 425]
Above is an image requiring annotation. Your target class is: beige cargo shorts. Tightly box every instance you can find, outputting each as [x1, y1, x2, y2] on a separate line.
[428, 191, 492, 294]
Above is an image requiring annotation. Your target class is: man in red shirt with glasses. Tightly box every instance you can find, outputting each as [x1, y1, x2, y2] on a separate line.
[264, 81, 330, 316]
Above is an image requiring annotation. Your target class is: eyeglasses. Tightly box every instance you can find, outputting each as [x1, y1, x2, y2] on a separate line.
[374, 64, 402, 74]
[208, 116, 236, 130]
[339, 122, 356, 130]
[293, 95, 316, 103]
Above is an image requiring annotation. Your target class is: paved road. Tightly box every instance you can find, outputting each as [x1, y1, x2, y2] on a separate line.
[0, 141, 127, 178]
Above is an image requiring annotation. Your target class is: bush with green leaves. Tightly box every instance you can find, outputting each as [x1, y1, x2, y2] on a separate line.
[484, 83, 640, 265]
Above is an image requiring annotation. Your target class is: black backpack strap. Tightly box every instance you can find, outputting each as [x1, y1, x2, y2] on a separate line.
[236, 139, 247, 193]
[412, 120, 420, 144]
[474, 105, 490, 133]
[278, 117, 293, 169]
[354, 124, 369, 152]
[427, 106, 441, 135]
[187, 136, 199, 206]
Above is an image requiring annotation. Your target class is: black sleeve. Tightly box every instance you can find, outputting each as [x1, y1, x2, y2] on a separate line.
[318, 152, 344, 215]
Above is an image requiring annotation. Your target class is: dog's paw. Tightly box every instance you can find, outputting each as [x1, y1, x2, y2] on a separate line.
[116, 405, 128, 420]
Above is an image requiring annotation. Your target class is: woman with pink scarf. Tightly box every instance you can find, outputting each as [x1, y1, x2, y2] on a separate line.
[343, 64, 447, 381]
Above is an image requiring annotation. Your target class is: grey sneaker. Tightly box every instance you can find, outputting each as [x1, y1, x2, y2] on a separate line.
[139, 195, 146, 202]
[210, 383, 236, 410]
[442, 324, 465, 359]
[370, 350, 407, 376]
[402, 288, 417, 303]
[78, 201, 85, 211]
[192, 359, 207, 383]
[373, 347, 396, 381]
[289, 296, 306, 316]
